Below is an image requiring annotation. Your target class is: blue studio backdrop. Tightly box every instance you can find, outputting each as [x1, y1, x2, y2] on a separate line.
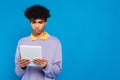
[0, 0, 120, 80]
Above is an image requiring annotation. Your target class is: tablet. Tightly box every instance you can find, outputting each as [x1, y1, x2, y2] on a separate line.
[20, 45, 42, 66]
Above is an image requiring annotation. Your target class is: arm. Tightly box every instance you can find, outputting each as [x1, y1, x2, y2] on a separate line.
[15, 40, 26, 77]
[42, 41, 62, 78]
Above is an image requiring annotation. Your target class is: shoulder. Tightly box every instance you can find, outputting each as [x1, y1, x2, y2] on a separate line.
[48, 35, 61, 43]
[17, 36, 30, 44]
[48, 35, 62, 46]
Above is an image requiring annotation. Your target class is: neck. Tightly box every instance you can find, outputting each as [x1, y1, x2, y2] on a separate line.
[32, 31, 44, 38]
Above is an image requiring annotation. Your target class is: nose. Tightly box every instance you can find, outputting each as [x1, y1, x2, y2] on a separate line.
[35, 24, 39, 28]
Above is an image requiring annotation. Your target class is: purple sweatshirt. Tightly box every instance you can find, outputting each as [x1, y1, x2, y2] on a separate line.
[15, 35, 62, 80]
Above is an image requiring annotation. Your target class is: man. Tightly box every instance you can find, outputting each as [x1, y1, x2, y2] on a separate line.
[15, 4, 62, 80]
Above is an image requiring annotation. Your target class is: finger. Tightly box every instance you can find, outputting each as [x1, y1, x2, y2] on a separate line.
[33, 59, 43, 63]
[19, 62, 29, 67]
[18, 60, 24, 64]
[33, 60, 46, 65]
[33, 58, 41, 61]
[22, 59, 30, 63]
[19, 60, 29, 65]
[39, 58, 48, 62]
[19, 62, 25, 67]
[35, 61, 47, 66]
[35, 58, 47, 62]
[33, 60, 41, 64]
[34, 57, 43, 61]
[19, 63, 25, 66]
[35, 60, 45, 65]
[35, 61, 46, 67]
[40, 63, 47, 68]
[33, 61, 40, 64]
[18, 59, 30, 66]
[22, 58, 30, 62]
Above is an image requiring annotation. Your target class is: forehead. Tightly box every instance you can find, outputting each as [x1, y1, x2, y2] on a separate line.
[31, 18, 44, 22]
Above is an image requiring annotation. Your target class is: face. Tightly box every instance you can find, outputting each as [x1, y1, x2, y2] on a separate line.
[30, 18, 46, 35]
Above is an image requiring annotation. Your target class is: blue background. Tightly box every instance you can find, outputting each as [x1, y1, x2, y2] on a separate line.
[0, 0, 120, 80]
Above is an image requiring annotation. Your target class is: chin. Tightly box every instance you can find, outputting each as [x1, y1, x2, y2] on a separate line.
[36, 33, 41, 35]
[34, 31, 42, 35]
[33, 29, 43, 35]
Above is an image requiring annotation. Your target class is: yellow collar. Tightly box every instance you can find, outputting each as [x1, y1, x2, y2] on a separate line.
[30, 32, 49, 41]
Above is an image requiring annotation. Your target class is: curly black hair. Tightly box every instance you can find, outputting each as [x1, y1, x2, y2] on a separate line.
[24, 4, 50, 21]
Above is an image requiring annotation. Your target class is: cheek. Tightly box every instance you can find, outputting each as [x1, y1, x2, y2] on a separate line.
[38, 24, 45, 29]
[41, 24, 45, 28]
[30, 24, 35, 29]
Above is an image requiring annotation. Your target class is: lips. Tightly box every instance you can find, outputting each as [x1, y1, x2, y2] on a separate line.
[34, 29, 41, 34]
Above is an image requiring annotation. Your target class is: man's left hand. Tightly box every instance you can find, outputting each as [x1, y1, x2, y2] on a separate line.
[33, 58, 48, 68]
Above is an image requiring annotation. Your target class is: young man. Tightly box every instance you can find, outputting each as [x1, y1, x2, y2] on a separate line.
[15, 4, 62, 80]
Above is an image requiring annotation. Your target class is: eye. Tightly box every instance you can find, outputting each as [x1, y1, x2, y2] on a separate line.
[31, 21, 36, 24]
[39, 21, 44, 24]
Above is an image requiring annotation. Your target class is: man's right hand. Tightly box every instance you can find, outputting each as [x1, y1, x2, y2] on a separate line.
[18, 58, 30, 69]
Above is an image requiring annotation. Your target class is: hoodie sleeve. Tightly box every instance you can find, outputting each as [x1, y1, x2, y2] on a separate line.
[15, 40, 26, 77]
[42, 40, 62, 78]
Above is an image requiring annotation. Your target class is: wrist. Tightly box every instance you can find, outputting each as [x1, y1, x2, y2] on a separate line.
[42, 65, 47, 69]
[21, 66, 27, 70]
